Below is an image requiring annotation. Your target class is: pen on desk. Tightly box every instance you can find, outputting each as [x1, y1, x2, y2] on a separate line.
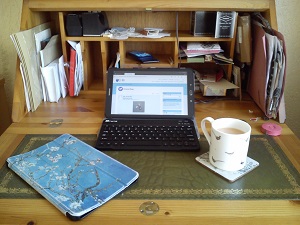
[168, 57, 174, 65]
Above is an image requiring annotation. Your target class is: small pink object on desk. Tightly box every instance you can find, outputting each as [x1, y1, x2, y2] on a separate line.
[261, 123, 282, 136]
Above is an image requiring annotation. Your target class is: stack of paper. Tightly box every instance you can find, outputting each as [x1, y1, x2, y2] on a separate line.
[181, 42, 223, 58]
[40, 34, 68, 102]
[40, 56, 68, 102]
[11, 23, 51, 111]
[11, 23, 69, 109]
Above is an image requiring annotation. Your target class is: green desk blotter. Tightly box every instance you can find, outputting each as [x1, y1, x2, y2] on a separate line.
[0, 134, 299, 200]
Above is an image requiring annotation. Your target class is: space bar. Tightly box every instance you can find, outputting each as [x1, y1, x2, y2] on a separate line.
[126, 140, 162, 146]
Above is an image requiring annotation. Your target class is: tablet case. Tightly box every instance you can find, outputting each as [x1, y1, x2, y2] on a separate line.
[6, 134, 139, 220]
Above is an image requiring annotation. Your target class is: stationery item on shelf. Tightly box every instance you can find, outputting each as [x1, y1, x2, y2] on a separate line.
[139, 28, 170, 38]
[212, 53, 234, 64]
[128, 51, 159, 63]
[38, 34, 64, 102]
[10, 22, 52, 112]
[215, 11, 237, 38]
[35, 28, 53, 102]
[186, 42, 221, 51]
[232, 65, 242, 100]
[205, 55, 213, 62]
[199, 78, 239, 96]
[104, 27, 135, 40]
[40, 34, 62, 67]
[40, 58, 61, 102]
[19, 63, 31, 111]
[69, 48, 76, 97]
[247, 13, 286, 122]
[235, 14, 252, 63]
[65, 14, 83, 36]
[82, 12, 109, 36]
[181, 42, 223, 58]
[186, 56, 205, 63]
[6, 134, 139, 221]
[190, 11, 217, 36]
[58, 56, 69, 98]
[40, 56, 68, 102]
[105, 27, 170, 40]
[195, 69, 224, 82]
[34, 28, 52, 62]
[67, 41, 84, 96]
[115, 52, 120, 68]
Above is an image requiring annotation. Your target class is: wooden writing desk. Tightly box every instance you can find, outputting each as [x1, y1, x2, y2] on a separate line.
[2, 1, 299, 223]
[0, 93, 299, 224]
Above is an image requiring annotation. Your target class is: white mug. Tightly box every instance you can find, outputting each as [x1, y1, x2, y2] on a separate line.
[201, 117, 251, 171]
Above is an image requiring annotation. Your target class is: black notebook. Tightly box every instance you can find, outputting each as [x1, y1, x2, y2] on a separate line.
[96, 68, 200, 151]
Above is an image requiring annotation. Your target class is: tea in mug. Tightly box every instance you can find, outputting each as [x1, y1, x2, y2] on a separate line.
[218, 127, 245, 134]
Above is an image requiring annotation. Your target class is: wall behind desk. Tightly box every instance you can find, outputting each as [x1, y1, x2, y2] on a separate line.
[0, 0, 299, 138]
[275, 0, 300, 138]
[0, 0, 22, 119]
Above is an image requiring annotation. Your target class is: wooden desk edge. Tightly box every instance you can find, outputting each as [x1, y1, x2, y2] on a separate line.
[0, 199, 300, 224]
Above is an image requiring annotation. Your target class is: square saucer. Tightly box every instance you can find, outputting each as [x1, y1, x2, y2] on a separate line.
[195, 152, 259, 182]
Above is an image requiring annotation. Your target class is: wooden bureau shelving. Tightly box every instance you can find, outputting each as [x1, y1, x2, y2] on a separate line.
[12, 0, 278, 122]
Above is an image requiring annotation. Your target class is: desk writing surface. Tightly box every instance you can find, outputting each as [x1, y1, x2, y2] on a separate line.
[0, 93, 299, 224]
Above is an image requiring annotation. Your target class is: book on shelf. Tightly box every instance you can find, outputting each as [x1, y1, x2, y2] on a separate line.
[190, 11, 217, 36]
[6, 134, 139, 221]
[69, 48, 76, 96]
[212, 53, 234, 65]
[215, 11, 237, 38]
[128, 51, 159, 64]
[67, 41, 84, 97]
[187, 56, 205, 63]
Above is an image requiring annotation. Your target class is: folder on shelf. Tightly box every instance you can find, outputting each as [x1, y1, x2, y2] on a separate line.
[235, 14, 252, 63]
[247, 14, 286, 122]
[10, 22, 52, 111]
[67, 41, 84, 96]
[69, 48, 76, 97]
[40, 34, 62, 67]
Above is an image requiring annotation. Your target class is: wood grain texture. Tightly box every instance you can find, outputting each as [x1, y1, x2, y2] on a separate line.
[4, 1, 299, 223]
[0, 199, 299, 224]
[1, 93, 300, 224]
[28, 0, 271, 12]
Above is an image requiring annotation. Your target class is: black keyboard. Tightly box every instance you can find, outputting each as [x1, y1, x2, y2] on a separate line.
[96, 119, 200, 151]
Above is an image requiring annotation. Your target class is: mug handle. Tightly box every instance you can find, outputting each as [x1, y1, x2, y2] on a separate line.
[201, 117, 215, 145]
